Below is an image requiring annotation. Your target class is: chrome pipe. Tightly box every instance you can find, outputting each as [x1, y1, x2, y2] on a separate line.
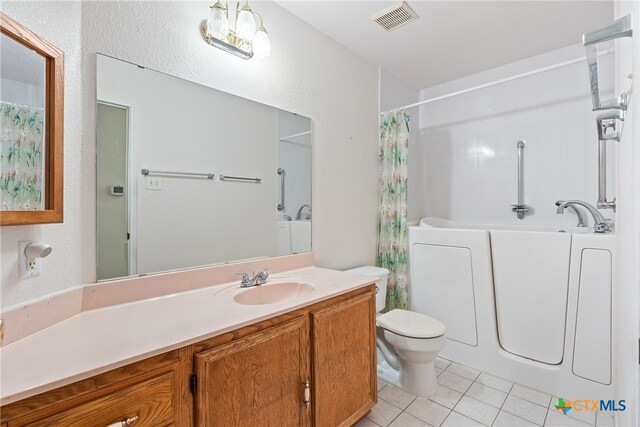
[517, 140, 525, 206]
[277, 168, 286, 211]
[511, 141, 530, 219]
[598, 138, 608, 208]
[219, 175, 262, 183]
[595, 111, 623, 211]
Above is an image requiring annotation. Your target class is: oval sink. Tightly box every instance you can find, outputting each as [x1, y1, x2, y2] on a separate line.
[228, 282, 315, 305]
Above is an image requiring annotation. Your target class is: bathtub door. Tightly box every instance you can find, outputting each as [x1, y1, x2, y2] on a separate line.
[411, 244, 479, 346]
[490, 230, 572, 365]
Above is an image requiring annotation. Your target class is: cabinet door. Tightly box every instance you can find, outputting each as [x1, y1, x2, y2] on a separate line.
[312, 291, 376, 427]
[14, 371, 176, 427]
[195, 317, 310, 427]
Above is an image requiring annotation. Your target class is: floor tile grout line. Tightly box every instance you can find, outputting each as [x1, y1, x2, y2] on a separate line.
[384, 408, 403, 427]
[472, 374, 515, 395]
[454, 393, 500, 426]
[466, 379, 510, 409]
[374, 360, 598, 427]
[490, 380, 513, 427]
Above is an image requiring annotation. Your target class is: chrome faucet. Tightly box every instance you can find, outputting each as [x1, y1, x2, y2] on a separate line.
[235, 268, 269, 288]
[556, 200, 612, 233]
[295, 204, 312, 221]
[555, 201, 588, 228]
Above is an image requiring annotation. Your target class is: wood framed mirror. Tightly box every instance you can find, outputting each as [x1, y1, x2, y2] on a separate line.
[0, 12, 63, 225]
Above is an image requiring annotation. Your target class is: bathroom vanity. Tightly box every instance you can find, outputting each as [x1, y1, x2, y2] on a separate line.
[0, 262, 377, 427]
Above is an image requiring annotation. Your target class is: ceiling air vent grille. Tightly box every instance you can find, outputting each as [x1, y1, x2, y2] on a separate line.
[371, 2, 418, 32]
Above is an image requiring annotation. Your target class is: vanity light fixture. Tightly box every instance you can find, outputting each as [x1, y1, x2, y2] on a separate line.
[201, 1, 271, 60]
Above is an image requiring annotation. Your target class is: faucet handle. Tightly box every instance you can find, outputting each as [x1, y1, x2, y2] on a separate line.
[235, 272, 251, 286]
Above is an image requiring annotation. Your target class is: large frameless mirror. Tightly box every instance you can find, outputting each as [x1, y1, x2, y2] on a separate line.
[96, 54, 311, 281]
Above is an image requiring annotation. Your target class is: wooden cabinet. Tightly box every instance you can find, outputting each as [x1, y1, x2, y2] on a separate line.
[192, 287, 376, 427]
[194, 317, 311, 426]
[312, 293, 377, 426]
[27, 372, 175, 427]
[1, 351, 182, 426]
[1, 285, 376, 427]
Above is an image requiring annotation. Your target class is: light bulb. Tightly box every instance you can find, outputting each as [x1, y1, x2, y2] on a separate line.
[236, 6, 257, 41]
[252, 27, 271, 59]
[208, 2, 229, 40]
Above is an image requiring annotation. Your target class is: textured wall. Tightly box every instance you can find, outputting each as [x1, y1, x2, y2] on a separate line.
[0, 1, 379, 307]
[0, 2, 88, 307]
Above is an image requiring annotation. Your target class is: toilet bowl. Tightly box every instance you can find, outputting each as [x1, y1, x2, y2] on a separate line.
[346, 266, 446, 397]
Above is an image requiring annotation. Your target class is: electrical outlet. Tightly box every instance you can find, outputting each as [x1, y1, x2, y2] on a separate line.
[145, 176, 162, 190]
[19, 240, 41, 279]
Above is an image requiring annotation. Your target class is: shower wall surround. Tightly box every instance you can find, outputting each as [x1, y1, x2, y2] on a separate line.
[415, 44, 616, 226]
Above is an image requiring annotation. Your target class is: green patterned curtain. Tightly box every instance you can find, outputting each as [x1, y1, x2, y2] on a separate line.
[0, 102, 44, 211]
[377, 110, 409, 310]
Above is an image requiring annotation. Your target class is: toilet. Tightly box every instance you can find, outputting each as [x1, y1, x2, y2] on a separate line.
[346, 266, 446, 397]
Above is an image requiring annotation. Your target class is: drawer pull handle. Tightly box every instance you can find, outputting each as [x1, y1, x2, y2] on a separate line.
[106, 415, 139, 427]
[303, 380, 311, 407]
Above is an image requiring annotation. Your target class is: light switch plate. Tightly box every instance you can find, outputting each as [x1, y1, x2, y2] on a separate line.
[145, 176, 162, 190]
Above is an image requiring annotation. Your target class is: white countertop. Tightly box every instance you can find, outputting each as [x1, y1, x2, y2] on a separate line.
[0, 267, 374, 405]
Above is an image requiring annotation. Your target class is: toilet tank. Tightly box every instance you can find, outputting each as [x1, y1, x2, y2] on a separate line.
[345, 266, 389, 312]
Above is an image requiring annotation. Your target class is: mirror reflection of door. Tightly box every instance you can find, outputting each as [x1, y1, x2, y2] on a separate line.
[97, 102, 129, 280]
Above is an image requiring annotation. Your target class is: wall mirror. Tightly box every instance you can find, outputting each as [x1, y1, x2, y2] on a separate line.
[0, 13, 64, 225]
[96, 54, 312, 281]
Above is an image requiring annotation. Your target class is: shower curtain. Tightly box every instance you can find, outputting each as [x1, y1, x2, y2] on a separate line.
[0, 101, 44, 211]
[377, 110, 409, 310]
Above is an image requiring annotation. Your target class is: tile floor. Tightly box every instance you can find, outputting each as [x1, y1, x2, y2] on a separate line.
[356, 358, 615, 427]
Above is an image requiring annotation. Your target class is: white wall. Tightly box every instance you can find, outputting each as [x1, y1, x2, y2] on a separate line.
[612, 1, 640, 424]
[416, 44, 615, 228]
[0, 2, 86, 308]
[0, 1, 379, 308]
[98, 55, 277, 275]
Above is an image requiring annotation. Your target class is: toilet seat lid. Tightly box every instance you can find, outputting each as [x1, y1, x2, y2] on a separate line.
[377, 309, 446, 338]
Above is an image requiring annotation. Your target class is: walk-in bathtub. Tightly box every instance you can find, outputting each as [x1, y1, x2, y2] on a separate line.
[409, 217, 617, 400]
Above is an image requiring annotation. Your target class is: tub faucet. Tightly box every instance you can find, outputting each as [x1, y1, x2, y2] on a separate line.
[555, 201, 588, 228]
[556, 200, 612, 233]
[295, 204, 312, 221]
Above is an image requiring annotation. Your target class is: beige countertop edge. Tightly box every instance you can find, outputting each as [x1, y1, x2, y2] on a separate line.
[0, 253, 315, 347]
[0, 267, 375, 406]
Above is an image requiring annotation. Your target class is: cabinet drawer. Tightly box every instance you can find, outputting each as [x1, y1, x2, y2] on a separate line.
[21, 372, 175, 427]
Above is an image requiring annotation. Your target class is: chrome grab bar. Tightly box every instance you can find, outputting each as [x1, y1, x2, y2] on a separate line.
[141, 168, 214, 180]
[277, 168, 286, 211]
[219, 175, 261, 183]
[511, 141, 530, 219]
[595, 110, 624, 211]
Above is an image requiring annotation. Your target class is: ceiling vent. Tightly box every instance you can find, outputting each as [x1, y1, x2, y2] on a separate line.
[371, 2, 418, 32]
